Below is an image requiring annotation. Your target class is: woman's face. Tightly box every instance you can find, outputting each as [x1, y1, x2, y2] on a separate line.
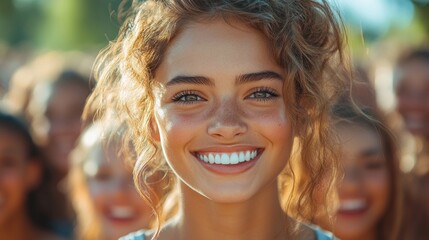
[333, 124, 390, 239]
[85, 145, 152, 240]
[153, 19, 294, 203]
[394, 59, 429, 138]
[45, 83, 89, 176]
[0, 130, 39, 226]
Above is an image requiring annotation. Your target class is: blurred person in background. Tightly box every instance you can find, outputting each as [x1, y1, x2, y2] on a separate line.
[315, 105, 403, 240]
[394, 47, 429, 173]
[0, 109, 63, 240]
[2, 52, 94, 181]
[2, 52, 94, 124]
[393, 47, 429, 239]
[2, 51, 94, 238]
[68, 119, 173, 240]
[26, 69, 92, 239]
[394, 48, 429, 141]
[28, 70, 92, 180]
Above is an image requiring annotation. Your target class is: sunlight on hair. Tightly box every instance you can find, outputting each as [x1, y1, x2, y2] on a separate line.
[82, 123, 102, 147]
[83, 159, 98, 177]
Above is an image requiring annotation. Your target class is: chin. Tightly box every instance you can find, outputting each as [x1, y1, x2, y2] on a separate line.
[201, 188, 257, 204]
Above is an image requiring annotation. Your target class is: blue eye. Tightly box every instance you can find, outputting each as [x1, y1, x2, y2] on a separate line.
[247, 87, 279, 100]
[172, 91, 205, 103]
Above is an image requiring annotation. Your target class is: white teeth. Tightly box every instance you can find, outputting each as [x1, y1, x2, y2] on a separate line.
[221, 153, 229, 164]
[239, 152, 245, 161]
[215, 154, 221, 164]
[197, 150, 259, 165]
[245, 151, 250, 161]
[110, 206, 135, 218]
[339, 199, 367, 211]
[230, 153, 239, 164]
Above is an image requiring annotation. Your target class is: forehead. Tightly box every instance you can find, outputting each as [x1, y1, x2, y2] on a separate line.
[83, 143, 130, 173]
[337, 124, 381, 154]
[155, 19, 282, 82]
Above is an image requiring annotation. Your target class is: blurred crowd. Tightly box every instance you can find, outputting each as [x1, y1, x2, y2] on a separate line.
[0, 51, 165, 240]
[0, 45, 427, 239]
[0, 19, 428, 240]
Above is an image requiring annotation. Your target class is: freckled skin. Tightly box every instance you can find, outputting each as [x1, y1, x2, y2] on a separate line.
[154, 21, 292, 202]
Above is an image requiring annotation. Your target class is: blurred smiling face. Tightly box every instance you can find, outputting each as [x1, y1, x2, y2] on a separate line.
[84, 143, 152, 240]
[45, 82, 89, 176]
[333, 124, 390, 240]
[394, 59, 429, 138]
[153, 19, 294, 203]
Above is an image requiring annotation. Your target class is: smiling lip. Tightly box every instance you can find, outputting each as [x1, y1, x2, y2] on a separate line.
[104, 206, 138, 225]
[337, 199, 368, 218]
[193, 147, 263, 175]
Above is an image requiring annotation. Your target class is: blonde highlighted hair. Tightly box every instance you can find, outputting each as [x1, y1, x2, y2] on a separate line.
[85, 0, 348, 232]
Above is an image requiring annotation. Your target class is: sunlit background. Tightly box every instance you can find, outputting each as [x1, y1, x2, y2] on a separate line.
[0, 0, 428, 112]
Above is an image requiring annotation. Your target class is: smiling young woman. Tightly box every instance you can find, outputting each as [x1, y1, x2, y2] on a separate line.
[84, 1, 348, 239]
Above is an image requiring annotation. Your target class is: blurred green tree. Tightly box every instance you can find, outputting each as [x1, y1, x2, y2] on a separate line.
[0, 0, 43, 48]
[414, 2, 429, 36]
[37, 0, 122, 51]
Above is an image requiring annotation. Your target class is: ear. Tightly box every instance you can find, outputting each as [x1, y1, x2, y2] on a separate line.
[149, 118, 160, 142]
[25, 160, 42, 190]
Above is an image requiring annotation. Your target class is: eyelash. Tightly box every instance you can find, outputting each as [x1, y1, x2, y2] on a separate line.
[171, 87, 279, 104]
[172, 90, 205, 104]
[246, 87, 279, 101]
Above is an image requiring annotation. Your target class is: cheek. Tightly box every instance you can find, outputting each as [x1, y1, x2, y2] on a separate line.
[162, 112, 205, 136]
[87, 181, 108, 208]
[366, 171, 390, 211]
[157, 113, 199, 159]
[0, 173, 27, 196]
[156, 103, 293, 148]
[248, 107, 293, 145]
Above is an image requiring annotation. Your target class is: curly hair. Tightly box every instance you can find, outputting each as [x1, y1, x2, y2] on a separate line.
[85, 0, 348, 233]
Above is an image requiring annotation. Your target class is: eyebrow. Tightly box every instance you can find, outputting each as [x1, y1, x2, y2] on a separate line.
[166, 76, 213, 86]
[360, 147, 382, 157]
[166, 70, 283, 87]
[236, 71, 284, 84]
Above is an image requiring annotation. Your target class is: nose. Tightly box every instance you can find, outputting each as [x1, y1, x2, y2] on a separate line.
[207, 99, 247, 140]
[339, 167, 363, 194]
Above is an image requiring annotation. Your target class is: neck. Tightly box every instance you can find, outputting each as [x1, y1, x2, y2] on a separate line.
[174, 180, 288, 240]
